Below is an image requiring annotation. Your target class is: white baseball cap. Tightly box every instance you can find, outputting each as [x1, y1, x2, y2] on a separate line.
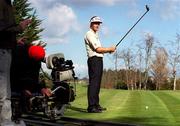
[90, 16, 102, 23]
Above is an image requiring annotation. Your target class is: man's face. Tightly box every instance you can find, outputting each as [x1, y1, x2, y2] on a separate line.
[91, 22, 101, 32]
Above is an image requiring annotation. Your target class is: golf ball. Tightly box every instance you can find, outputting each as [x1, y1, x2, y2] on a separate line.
[145, 106, 149, 109]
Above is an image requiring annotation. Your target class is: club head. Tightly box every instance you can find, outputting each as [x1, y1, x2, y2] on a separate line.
[145, 5, 150, 11]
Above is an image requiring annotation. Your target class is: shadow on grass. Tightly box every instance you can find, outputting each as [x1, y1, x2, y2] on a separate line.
[105, 116, 178, 126]
[67, 106, 88, 113]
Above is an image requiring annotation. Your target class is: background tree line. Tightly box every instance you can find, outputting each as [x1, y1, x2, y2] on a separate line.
[101, 33, 180, 90]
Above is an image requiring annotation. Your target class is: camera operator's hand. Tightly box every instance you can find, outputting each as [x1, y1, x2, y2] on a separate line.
[41, 88, 52, 97]
[17, 36, 27, 45]
[20, 19, 32, 30]
[23, 90, 32, 97]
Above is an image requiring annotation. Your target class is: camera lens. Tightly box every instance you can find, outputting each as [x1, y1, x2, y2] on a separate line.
[66, 60, 73, 66]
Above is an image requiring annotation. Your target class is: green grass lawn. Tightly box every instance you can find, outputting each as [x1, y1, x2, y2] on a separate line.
[64, 84, 180, 126]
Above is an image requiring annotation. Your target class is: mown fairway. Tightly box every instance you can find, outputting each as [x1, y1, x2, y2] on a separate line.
[65, 84, 180, 126]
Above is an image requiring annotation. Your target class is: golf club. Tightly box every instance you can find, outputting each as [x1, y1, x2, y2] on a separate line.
[116, 5, 150, 47]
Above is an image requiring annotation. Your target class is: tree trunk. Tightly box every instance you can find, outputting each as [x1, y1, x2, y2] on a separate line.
[173, 75, 176, 90]
[139, 82, 142, 90]
[125, 70, 129, 90]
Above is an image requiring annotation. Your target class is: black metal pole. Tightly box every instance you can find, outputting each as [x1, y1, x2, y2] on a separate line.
[116, 5, 150, 47]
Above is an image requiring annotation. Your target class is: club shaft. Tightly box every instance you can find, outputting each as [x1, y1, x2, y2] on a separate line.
[116, 10, 149, 47]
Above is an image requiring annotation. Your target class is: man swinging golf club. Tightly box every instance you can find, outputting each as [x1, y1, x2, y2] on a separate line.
[84, 16, 116, 113]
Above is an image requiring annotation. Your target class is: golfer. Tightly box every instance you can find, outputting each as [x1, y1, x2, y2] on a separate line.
[84, 16, 116, 113]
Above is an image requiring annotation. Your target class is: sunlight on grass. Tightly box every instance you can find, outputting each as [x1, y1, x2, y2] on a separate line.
[65, 84, 180, 126]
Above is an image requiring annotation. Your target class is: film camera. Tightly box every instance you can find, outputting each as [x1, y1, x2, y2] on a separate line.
[47, 53, 75, 82]
[45, 53, 77, 104]
[12, 53, 77, 121]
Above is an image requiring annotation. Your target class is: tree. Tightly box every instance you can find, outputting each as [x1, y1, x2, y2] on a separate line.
[144, 33, 154, 90]
[101, 69, 115, 89]
[13, 0, 43, 45]
[119, 49, 135, 90]
[136, 45, 143, 89]
[151, 48, 169, 90]
[113, 50, 119, 87]
[168, 33, 180, 90]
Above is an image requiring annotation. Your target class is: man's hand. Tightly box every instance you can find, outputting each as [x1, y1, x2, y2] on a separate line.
[20, 19, 32, 30]
[108, 45, 116, 53]
[23, 90, 32, 97]
[17, 37, 27, 44]
[41, 88, 52, 97]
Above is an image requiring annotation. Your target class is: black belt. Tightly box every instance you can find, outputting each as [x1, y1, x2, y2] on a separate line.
[88, 56, 103, 60]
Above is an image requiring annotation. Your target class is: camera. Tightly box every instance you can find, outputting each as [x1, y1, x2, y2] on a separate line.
[12, 53, 77, 120]
[46, 53, 76, 82]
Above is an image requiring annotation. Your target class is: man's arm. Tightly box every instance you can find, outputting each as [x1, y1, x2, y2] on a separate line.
[0, 1, 30, 33]
[86, 32, 116, 54]
[4, 19, 31, 33]
[0, 1, 22, 33]
[0, 23, 23, 33]
[4, 24, 23, 33]
[96, 46, 116, 53]
[0, 0, 6, 31]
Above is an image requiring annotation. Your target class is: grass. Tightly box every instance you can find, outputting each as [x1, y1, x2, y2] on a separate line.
[64, 84, 180, 126]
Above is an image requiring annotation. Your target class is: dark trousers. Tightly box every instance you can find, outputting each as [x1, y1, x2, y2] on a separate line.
[87, 56, 103, 107]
